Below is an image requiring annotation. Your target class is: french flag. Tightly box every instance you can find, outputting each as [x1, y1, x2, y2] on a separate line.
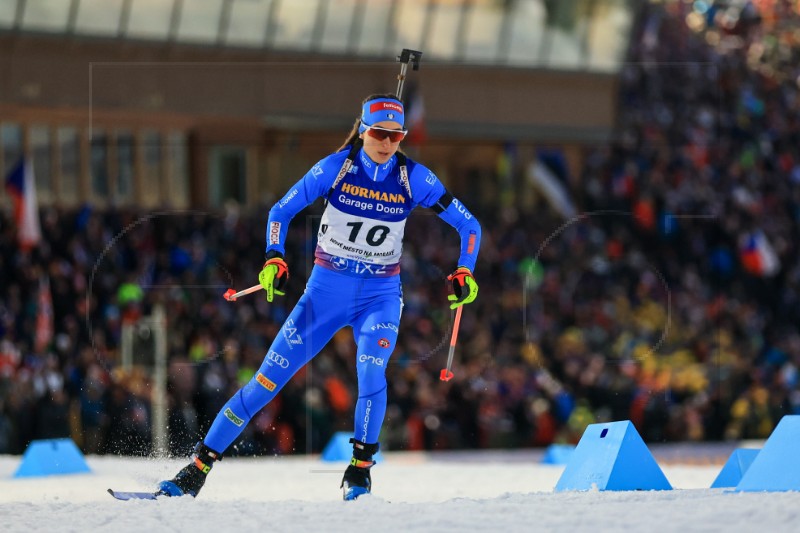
[740, 231, 779, 277]
[4, 158, 41, 250]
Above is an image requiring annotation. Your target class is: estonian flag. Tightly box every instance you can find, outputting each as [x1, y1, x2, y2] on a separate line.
[4, 157, 41, 250]
[740, 231, 779, 277]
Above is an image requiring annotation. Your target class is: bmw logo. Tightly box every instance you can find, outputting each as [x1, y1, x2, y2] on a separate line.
[332, 257, 348, 270]
[388, 113, 394, 119]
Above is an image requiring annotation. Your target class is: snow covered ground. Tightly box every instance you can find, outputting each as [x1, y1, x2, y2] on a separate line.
[1, 449, 799, 532]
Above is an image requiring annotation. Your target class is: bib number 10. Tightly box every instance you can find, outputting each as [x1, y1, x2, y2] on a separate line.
[346, 222, 390, 246]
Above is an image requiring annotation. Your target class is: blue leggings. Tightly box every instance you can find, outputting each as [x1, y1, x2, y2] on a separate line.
[204, 266, 402, 452]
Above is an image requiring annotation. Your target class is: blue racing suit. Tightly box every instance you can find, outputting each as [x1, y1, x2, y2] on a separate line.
[205, 146, 481, 453]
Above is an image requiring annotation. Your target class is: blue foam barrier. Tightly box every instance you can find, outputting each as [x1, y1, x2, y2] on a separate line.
[13, 438, 92, 478]
[541, 444, 576, 465]
[710, 448, 760, 488]
[735, 415, 800, 492]
[320, 432, 384, 463]
[554, 420, 672, 491]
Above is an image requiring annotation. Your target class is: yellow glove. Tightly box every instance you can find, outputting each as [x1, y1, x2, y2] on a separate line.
[258, 252, 289, 302]
[447, 266, 478, 309]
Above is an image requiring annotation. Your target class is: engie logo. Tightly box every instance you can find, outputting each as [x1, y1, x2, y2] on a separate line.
[269, 222, 281, 245]
[224, 408, 244, 426]
[359, 354, 385, 366]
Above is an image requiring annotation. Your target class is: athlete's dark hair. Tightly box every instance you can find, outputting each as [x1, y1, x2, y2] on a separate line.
[337, 93, 403, 153]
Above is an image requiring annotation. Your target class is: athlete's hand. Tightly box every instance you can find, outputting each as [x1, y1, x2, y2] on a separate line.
[447, 267, 478, 309]
[259, 251, 289, 302]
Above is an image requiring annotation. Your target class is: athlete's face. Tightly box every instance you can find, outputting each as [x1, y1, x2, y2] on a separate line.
[360, 120, 404, 164]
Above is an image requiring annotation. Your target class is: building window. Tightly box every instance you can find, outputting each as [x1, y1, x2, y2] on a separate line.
[1, 123, 23, 178]
[116, 130, 135, 202]
[318, 0, 358, 53]
[125, 0, 173, 39]
[356, 0, 393, 55]
[390, 1, 428, 57]
[209, 146, 246, 208]
[0, 0, 16, 28]
[30, 125, 53, 200]
[226, 0, 274, 47]
[167, 131, 189, 208]
[177, 0, 225, 43]
[91, 129, 110, 199]
[462, 1, 504, 63]
[142, 130, 162, 206]
[75, 0, 125, 36]
[271, 0, 321, 50]
[427, 1, 463, 61]
[57, 126, 80, 204]
[505, 1, 547, 66]
[586, 0, 632, 72]
[20, 0, 71, 32]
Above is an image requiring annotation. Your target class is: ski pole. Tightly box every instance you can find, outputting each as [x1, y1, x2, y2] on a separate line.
[223, 284, 262, 301]
[439, 305, 463, 382]
[396, 49, 423, 100]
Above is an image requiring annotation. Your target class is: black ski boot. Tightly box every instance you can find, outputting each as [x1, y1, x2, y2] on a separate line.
[158, 442, 222, 497]
[341, 438, 379, 500]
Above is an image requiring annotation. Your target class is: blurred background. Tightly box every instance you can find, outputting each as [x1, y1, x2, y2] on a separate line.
[1, 0, 798, 458]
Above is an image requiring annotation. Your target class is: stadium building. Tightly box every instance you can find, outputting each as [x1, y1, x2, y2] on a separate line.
[0, 0, 633, 210]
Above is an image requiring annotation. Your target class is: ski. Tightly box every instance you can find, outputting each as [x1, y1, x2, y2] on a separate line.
[107, 488, 160, 501]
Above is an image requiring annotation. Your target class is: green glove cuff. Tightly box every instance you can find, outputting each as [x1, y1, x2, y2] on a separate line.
[447, 267, 478, 309]
[259, 257, 289, 302]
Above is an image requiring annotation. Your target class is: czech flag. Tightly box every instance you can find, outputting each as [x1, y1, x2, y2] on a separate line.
[740, 231, 779, 277]
[4, 158, 41, 250]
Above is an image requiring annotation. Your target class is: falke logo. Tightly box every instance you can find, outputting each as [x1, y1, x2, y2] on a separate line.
[371, 323, 399, 333]
[340, 183, 405, 204]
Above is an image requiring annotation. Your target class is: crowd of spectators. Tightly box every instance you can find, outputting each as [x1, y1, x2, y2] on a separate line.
[2, 1, 800, 457]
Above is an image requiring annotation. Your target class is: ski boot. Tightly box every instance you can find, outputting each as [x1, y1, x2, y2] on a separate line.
[157, 442, 222, 497]
[341, 438, 379, 501]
